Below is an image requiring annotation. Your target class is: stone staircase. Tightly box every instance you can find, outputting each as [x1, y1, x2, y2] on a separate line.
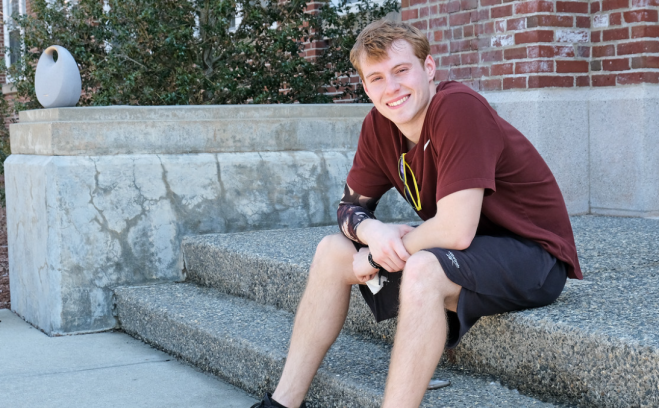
[113, 215, 659, 407]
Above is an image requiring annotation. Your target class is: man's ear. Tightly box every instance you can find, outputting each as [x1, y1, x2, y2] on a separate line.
[424, 55, 436, 82]
[362, 78, 370, 97]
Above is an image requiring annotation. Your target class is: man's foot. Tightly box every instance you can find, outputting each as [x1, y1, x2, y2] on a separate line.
[250, 393, 307, 408]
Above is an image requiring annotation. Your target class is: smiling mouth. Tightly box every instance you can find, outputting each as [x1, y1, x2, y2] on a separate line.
[387, 95, 409, 107]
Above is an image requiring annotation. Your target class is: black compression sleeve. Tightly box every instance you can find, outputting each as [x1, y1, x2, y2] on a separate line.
[337, 184, 380, 245]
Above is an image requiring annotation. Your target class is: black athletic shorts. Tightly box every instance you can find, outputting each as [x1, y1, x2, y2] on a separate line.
[354, 233, 568, 348]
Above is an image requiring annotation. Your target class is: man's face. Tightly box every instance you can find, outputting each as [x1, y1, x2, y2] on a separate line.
[360, 40, 436, 131]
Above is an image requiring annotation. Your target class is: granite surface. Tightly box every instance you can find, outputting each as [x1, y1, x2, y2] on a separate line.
[115, 283, 558, 408]
[181, 215, 659, 407]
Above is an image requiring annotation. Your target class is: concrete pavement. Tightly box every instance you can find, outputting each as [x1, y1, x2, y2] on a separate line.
[0, 308, 258, 408]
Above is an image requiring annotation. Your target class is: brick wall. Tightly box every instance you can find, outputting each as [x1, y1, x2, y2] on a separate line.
[403, 0, 659, 89]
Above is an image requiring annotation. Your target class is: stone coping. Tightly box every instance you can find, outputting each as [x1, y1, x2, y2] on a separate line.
[10, 104, 374, 156]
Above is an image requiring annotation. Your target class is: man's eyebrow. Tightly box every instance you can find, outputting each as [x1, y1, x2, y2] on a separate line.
[364, 63, 412, 80]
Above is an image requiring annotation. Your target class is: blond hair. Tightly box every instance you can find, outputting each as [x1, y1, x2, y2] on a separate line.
[350, 19, 430, 79]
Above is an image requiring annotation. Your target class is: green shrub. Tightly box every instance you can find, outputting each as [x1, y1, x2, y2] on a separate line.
[3, 0, 399, 111]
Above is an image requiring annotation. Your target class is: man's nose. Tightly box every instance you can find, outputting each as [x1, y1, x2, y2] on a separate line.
[385, 78, 400, 95]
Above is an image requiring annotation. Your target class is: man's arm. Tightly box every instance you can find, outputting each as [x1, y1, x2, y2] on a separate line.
[401, 188, 484, 254]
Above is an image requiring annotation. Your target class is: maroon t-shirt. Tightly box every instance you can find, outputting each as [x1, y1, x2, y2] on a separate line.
[347, 81, 582, 280]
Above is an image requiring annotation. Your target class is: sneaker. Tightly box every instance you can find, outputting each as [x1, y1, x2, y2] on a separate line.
[250, 392, 308, 408]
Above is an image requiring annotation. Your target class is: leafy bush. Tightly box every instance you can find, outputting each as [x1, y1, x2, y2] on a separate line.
[3, 0, 399, 111]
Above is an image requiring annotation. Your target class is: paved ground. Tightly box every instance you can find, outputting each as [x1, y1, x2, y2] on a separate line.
[0, 309, 258, 408]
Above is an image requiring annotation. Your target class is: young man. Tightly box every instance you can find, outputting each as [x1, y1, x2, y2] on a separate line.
[251, 19, 582, 408]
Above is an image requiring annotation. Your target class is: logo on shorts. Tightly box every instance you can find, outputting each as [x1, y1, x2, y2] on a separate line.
[446, 251, 460, 268]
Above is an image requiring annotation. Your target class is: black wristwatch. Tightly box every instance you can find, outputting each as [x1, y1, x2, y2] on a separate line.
[368, 253, 383, 271]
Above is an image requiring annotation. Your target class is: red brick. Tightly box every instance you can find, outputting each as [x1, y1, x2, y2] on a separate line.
[491, 4, 513, 17]
[402, 9, 418, 20]
[491, 63, 514, 75]
[527, 15, 574, 28]
[450, 12, 472, 26]
[441, 55, 462, 66]
[557, 1, 589, 13]
[577, 46, 591, 57]
[632, 0, 659, 5]
[514, 1, 554, 14]
[434, 31, 444, 41]
[464, 25, 475, 37]
[528, 45, 556, 57]
[444, 29, 454, 40]
[472, 66, 490, 77]
[453, 27, 464, 39]
[618, 40, 659, 54]
[470, 9, 488, 22]
[602, 58, 631, 70]
[617, 72, 659, 84]
[481, 50, 504, 62]
[431, 43, 449, 54]
[603, 27, 630, 41]
[516, 60, 555, 74]
[507, 17, 526, 31]
[576, 16, 591, 28]
[609, 12, 622, 25]
[412, 20, 428, 30]
[448, 0, 461, 12]
[592, 74, 617, 86]
[556, 60, 589, 73]
[481, 78, 503, 91]
[591, 60, 602, 70]
[503, 77, 527, 89]
[624, 10, 659, 23]
[401, 0, 410, 7]
[450, 66, 473, 79]
[420, 6, 438, 17]
[435, 69, 450, 81]
[430, 17, 448, 28]
[482, 21, 495, 33]
[631, 56, 659, 68]
[461, 0, 479, 9]
[496, 20, 506, 33]
[528, 75, 574, 87]
[480, 0, 501, 5]
[576, 76, 590, 86]
[592, 44, 615, 57]
[602, 0, 629, 10]
[472, 37, 491, 50]
[632, 25, 659, 38]
[504, 47, 528, 59]
[410, 0, 427, 5]
[515, 30, 554, 44]
[462, 51, 479, 64]
[591, 1, 601, 12]
[592, 31, 602, 42]
[450, 40, 471, 52]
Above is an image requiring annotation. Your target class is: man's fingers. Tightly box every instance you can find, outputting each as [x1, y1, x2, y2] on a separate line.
[392, 239, 411, 262]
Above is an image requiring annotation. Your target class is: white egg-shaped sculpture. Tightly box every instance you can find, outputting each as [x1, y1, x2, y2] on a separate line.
[35, 45, 82, 108]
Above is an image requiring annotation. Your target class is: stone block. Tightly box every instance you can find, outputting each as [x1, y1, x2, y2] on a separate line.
[483, 88, 591, 215]
[589, 85, 659, 217]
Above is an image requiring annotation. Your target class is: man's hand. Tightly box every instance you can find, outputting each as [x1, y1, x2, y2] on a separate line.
[353, 248, 379, 283]
[357, 220, 414, 272]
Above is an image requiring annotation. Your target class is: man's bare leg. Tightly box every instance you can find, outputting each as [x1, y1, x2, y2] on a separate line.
[382, 251, 462, 408]
[271, 234, 362, 408]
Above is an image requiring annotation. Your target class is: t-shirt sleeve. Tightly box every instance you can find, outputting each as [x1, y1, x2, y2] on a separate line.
[430, 92, 504, 202]
[346, 111, 393, 198]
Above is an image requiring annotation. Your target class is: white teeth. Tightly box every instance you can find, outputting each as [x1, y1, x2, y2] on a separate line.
[388, 96, 409, 107]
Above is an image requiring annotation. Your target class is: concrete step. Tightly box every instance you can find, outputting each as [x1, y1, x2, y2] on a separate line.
[114, 282, 560, 408]
[180, 215, 659, 407]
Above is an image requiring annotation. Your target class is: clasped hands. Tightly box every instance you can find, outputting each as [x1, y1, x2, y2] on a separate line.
[353, 220, 415, 284]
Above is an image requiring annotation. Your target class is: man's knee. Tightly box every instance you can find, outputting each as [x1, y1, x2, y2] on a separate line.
[400, 251, 460, 308]
[309, 234, 356, 278]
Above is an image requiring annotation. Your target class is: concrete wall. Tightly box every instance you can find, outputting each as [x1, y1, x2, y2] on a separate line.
[6, 89, 658, 335]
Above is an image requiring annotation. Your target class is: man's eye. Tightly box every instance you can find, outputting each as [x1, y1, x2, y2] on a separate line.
[397, 68, 408, 74]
